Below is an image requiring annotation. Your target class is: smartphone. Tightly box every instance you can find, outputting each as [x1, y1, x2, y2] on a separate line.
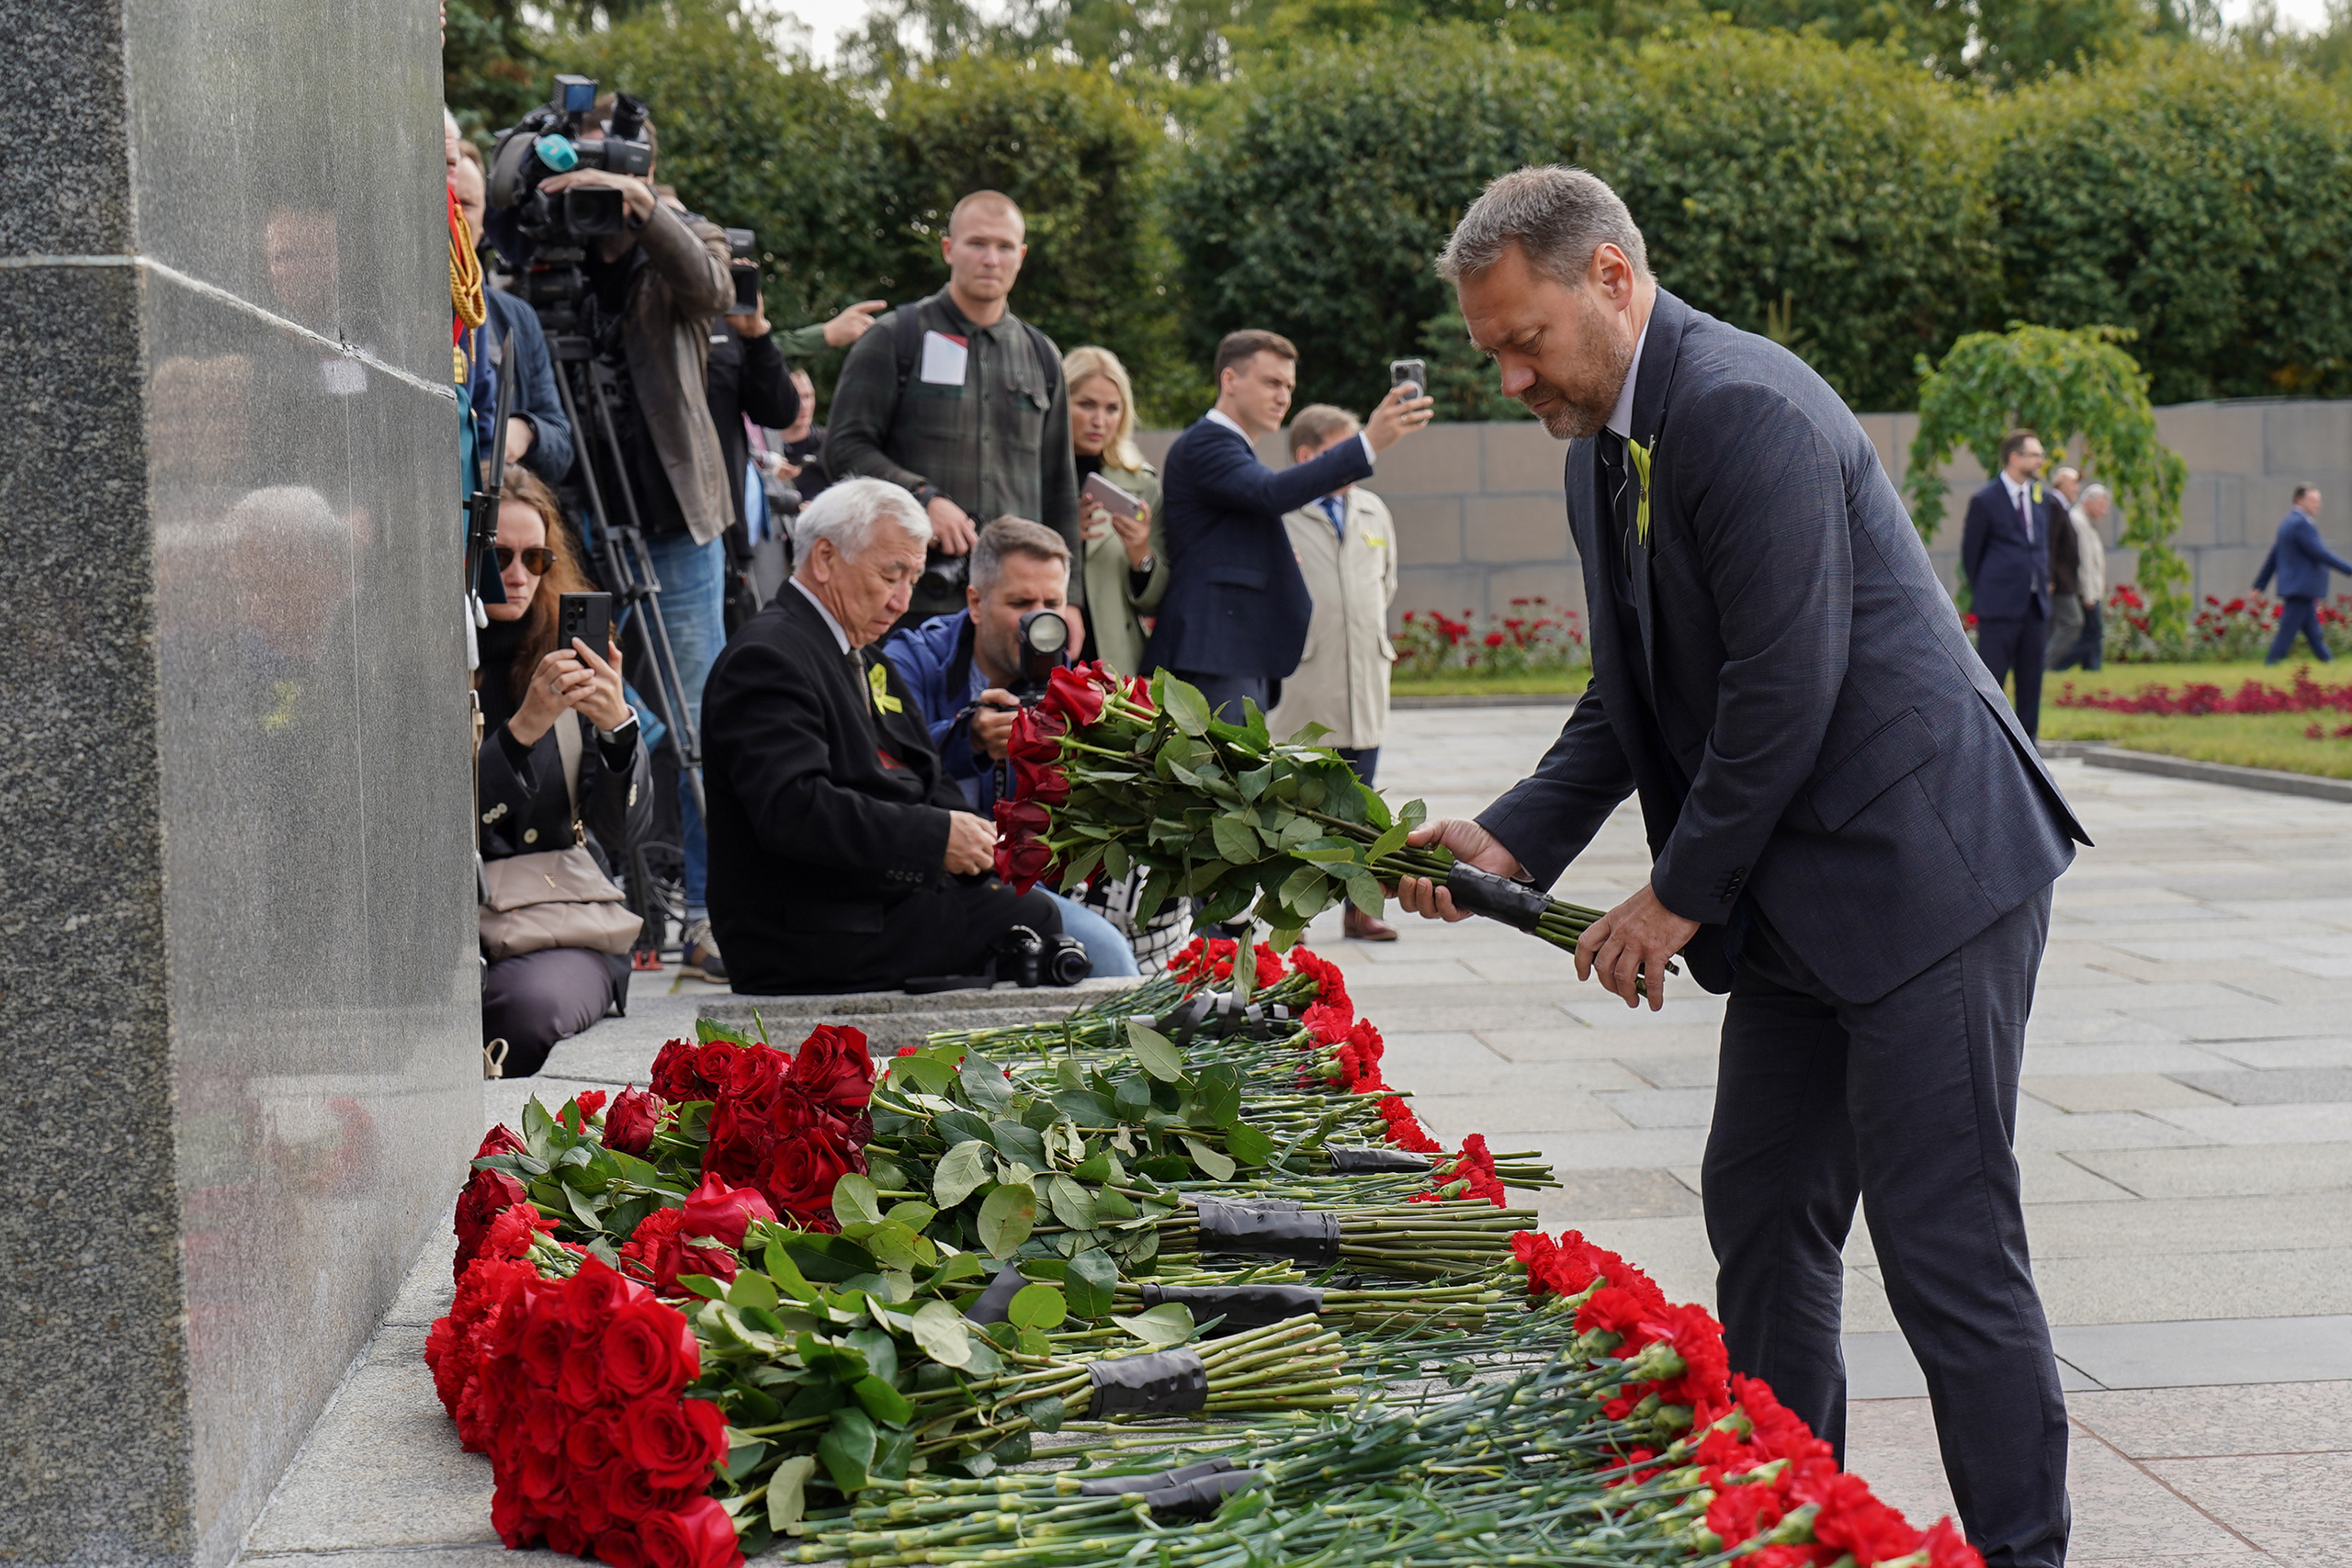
[724, 227, 760, 313]
[1082, 470, 1144, 522]
[557, 592, 614, 660]
[1390, 358, 1429, 399]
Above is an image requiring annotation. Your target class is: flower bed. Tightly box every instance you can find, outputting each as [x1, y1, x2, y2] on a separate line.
[2103, 586, 2352, 663]
[428, 942, 1981, 1568]
[1392, 596, 1589, 679]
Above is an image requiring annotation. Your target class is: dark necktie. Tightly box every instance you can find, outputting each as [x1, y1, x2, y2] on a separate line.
[2018, 487, 2034, 544]
[1320, 495, 1345, 540]
[1599, 432, 1634, 598]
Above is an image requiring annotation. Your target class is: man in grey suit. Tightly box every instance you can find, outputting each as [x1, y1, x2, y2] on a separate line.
[1396, 167, 2086, 1568]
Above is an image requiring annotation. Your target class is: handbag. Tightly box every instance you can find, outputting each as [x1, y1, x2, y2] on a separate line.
[479, 714, 645, 961]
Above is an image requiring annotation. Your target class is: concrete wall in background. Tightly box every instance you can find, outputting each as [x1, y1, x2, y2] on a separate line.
[1143, 400, 2352, 626]
[0, 0, 478, 1562]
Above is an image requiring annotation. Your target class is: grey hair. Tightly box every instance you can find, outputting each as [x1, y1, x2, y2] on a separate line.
[2078, 483, 2110, 505]
[1436, 165, 1651, 288]
[791, 477, 933, 560]
[970, 515, 1071, 596]
[2051, 464, 2081, 483]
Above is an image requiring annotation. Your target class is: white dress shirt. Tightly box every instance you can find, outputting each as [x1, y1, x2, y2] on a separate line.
[2001, 472, 2036, 541]
[1605, 316, 1654, 442]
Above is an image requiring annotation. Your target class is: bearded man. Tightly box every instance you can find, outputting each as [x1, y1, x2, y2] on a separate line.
[1394, 167, 2086, 1568]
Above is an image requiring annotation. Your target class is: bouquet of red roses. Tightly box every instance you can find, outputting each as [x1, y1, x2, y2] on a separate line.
[993, 663, 1608, 953]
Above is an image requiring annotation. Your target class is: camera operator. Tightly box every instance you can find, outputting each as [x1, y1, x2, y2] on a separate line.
[542, 96, 737, 983]
[706, 288, 800, 649]
[881, 518, 1136, 977]
[451, 146, 574, 484]
[701, 479, 1072, 995]
[823, 190, 1080, 626]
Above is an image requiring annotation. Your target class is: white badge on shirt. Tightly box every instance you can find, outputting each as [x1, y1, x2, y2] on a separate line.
[919, 330, 969, 387]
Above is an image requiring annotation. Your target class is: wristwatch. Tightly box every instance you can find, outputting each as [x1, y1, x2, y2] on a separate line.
[596, 711, 640, 745]
[1131, 553, 1157, 575]
[910, 481, 940, 509]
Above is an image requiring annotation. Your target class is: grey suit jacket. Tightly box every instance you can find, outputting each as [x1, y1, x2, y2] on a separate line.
[1477, 290, 2087, 1004]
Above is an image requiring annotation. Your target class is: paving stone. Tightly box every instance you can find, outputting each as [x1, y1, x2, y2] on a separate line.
[2061, 1422, 2267, 1561]
[2144, 1450, 2352, 1562]
[1381, 1033, 1648, 1094]
[1842, 1333, 2102, 1401]
[2147, 1101, 2352, 1144]
[1535, 1167, 1706, 1222]
[1561, 994, 1729, 1029]
[1408, 1087, 1634, 1140]
[2195, 1036, 2352, 1069]
[2025, 1011, 2190, 1047]
[2022, 1073, 2232, 1112]
[241, 1356, 497, 1552]
[1476, 1025, 1723, 1061]
[1840, 1396, 1961, 1526]
[2020, 1193, 2352, 1259]
[2023, 1042, 2246, 1075]
[1506, 1127, 1713, 1171]
[2148, 1004, 2352, 1042]
[2012, 1107, 2208, 1153]
[1593, 1086, 1717, 1128]
[2168, 1066, 2352, 1104]
[1624, 1053, 1720, 1089]
[2052, 1316, 2352, 1389]
[2066, 1142, 2352, 1199]
[2072, 1378, 2352, 1459]
[2020, 1151, 2143, 1203]
[2031, 1250, 2352, 1326]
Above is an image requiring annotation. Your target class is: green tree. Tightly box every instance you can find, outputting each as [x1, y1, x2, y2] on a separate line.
[1585, 29, 1995, 411]
[445, 0, 548, 141]
[1908, 322, 2189, 633]
[1991, 45, 2352, 402]
[876, 56, 1193, 422]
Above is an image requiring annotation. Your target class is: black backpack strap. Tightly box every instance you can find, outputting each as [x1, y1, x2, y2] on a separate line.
[892, 297, 926, 394]
[1023, 321, 1061, 403]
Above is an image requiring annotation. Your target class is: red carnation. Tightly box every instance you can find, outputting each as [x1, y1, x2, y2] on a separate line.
[1378, 1094, 1442, 1154]
[1042, 663, 1108, 725]
[681, 1172, 775, 1249]
[605, 1085, 664, 1156]
[788, 1024, 875, 1111]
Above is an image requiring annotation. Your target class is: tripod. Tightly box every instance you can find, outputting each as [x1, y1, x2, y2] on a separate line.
[514, 244, 708, 957]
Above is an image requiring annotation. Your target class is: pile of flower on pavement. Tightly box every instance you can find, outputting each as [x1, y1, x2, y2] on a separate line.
[429, 941, 1981, 1568]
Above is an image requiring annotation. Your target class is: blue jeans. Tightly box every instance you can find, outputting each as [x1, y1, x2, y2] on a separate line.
[2268, 595, 2332, 663]
[639, 531, 728, 908]
[1047, 892, 1139, 977]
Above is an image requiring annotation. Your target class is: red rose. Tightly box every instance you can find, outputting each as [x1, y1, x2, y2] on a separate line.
[480, 1123, 526, 1159]
[574, 1089, 608, 1122]
[601, 1295, 701, 1397]
[639, 1495, 744, 1568]
[618, 1207, 738, 1295]
[453, 1166, 528, 1281]
[755, 1132, 863, 1229]
[648, 1039, 705, 1101]
[621, 1396, 729, 1489]
[1041, 663, 1107, 725]
[722, 1044, 789, 1105]
[596, 1524, 653, 1568]
[995, 833, 1056, 894]
[1013, 757, 1071, 804]
[994, 797, 1051, 840]
[693, 1041, 741, 1094]
[605, 1085, 664, 1156]
[681, 1172, 776, 1249]
[788, 1025, 875, 1111]
[1006, 706, 1069, 762]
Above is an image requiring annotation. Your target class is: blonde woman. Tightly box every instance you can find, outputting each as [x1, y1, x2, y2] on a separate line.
[1064, 345, 1168, 676]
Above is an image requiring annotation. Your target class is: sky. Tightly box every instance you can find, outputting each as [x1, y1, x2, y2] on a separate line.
[768, 0, 2339, 66]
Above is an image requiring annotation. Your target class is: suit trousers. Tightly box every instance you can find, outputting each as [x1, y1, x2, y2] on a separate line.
[1974, 611, 2047, 737]
[1702, 886, 2070, 1568]
[2267, 595, 2332, 663]
[730, 877, 1064, 995]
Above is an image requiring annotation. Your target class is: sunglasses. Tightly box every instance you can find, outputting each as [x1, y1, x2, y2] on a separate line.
[495, 546, 557, 576]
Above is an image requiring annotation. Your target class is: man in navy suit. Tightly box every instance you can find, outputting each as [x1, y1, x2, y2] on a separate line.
[1396, 166, 2084, 1567]
[1145, 330, 1431, 717]
[1961, 429, 2054, 736]
[2255, 485, 2350, 663]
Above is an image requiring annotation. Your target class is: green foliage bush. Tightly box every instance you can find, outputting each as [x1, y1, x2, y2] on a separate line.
[1990, 45, 2352, 403]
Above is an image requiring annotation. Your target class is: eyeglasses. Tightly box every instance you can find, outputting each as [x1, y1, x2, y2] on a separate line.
[495, 546, 557, 576]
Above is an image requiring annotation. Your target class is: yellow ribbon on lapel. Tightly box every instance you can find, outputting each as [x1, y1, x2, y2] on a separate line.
[1628, 437, 1658, 547]
[867, 660, 903, 715]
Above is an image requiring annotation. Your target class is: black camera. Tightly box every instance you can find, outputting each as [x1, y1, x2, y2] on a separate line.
[993, 924, 1092, 987]
[916, 551, 970, 602]
[1008, 607, 1070, 701]
[484, 75, 656, 261]
[724, 227, 762, 315]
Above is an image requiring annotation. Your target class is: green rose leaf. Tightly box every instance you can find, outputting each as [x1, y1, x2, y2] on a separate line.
[767, 1454, 818, 1532]
[977, 1180, 1037, 1258]
[1278, 863, 1330, 914]
[1182, 1135, 1237, 1182]
[910, 1300, 974, 1368]
[1020, 1393, 1067, 1434]
[933, 1140, 992, 1209]
[1163, 678, 1212, 737]
[818, 1407, 877, 1491]
[1065, 1247, 1119, 1317]
[832, 1173, 883, 1228]
[1109, 1302, 1197, 1348]
[1007, 1281, 1069, 1331]
[851, 1374, 913, 1427]
[1047, 1173, 1098, 1231]
[1224, 1122, 1276, 1167]
[1211, 814, 1261, 863]
[1128, 1023, 1184, 1083]
[885, 1200, 938, 1231]
[1344, 870, 1385, 918]
[959, 1048, 1014, 1113]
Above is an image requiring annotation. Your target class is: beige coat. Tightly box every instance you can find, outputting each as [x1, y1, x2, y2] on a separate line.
[1267, 487, 1398, 750]
[1080, 460, 1169, 679]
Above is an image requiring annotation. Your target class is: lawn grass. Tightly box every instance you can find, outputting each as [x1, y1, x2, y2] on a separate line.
[1392, 669, 1589, 698]
[2041, 659, 2352, 778]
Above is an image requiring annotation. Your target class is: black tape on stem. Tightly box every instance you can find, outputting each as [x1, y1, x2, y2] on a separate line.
[1077, 1458, 1265, 1518]
[963, 1262, 1028, 1325]
[1444, 863, 1551, 932]
[1077, 1457, 1236, 1496]
[1192, 1196, 1340, 1266]
[1085, 1348, 1209, 1416]
[1138, 1282, 1325, 1336]
[1326, 1146, 1432, 1174]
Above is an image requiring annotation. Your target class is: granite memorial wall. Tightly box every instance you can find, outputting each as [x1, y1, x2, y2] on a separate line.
[2, 0, 480, 1562]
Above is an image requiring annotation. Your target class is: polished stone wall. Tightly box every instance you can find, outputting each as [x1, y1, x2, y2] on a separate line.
[0, 1, 479, 1562]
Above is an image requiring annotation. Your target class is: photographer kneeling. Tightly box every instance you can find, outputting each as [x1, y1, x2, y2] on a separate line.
[703, 479, 1072, 993]
[477, 468, 653, 1076]
[883, 518, 1139, 977]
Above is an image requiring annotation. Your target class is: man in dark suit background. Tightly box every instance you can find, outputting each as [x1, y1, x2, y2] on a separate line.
[701, 477, 1063, 994]
[1396, 166, 2086, 1567]
[1145, 330, 1431, 718]
[2254, 484, 2350, 663]
[1962, 429, 2055, 736]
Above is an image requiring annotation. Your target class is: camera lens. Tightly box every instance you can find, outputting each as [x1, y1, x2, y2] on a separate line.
[1044, 935, 1093, 987]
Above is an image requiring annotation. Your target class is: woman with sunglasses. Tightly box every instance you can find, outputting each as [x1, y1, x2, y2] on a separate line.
[475, 467, 653, 1077]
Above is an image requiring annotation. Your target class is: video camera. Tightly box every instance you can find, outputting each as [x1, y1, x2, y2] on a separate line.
[484, 74, 654, 262]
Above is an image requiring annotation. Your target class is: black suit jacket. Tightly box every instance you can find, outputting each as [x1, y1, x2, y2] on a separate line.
[1960, 478, 2053, 621]
[1477, 291, 2086, 1004]
[703, 589, 966, 976]
[1145, 417, 1374, 678]
[706, 319, 801, 530]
